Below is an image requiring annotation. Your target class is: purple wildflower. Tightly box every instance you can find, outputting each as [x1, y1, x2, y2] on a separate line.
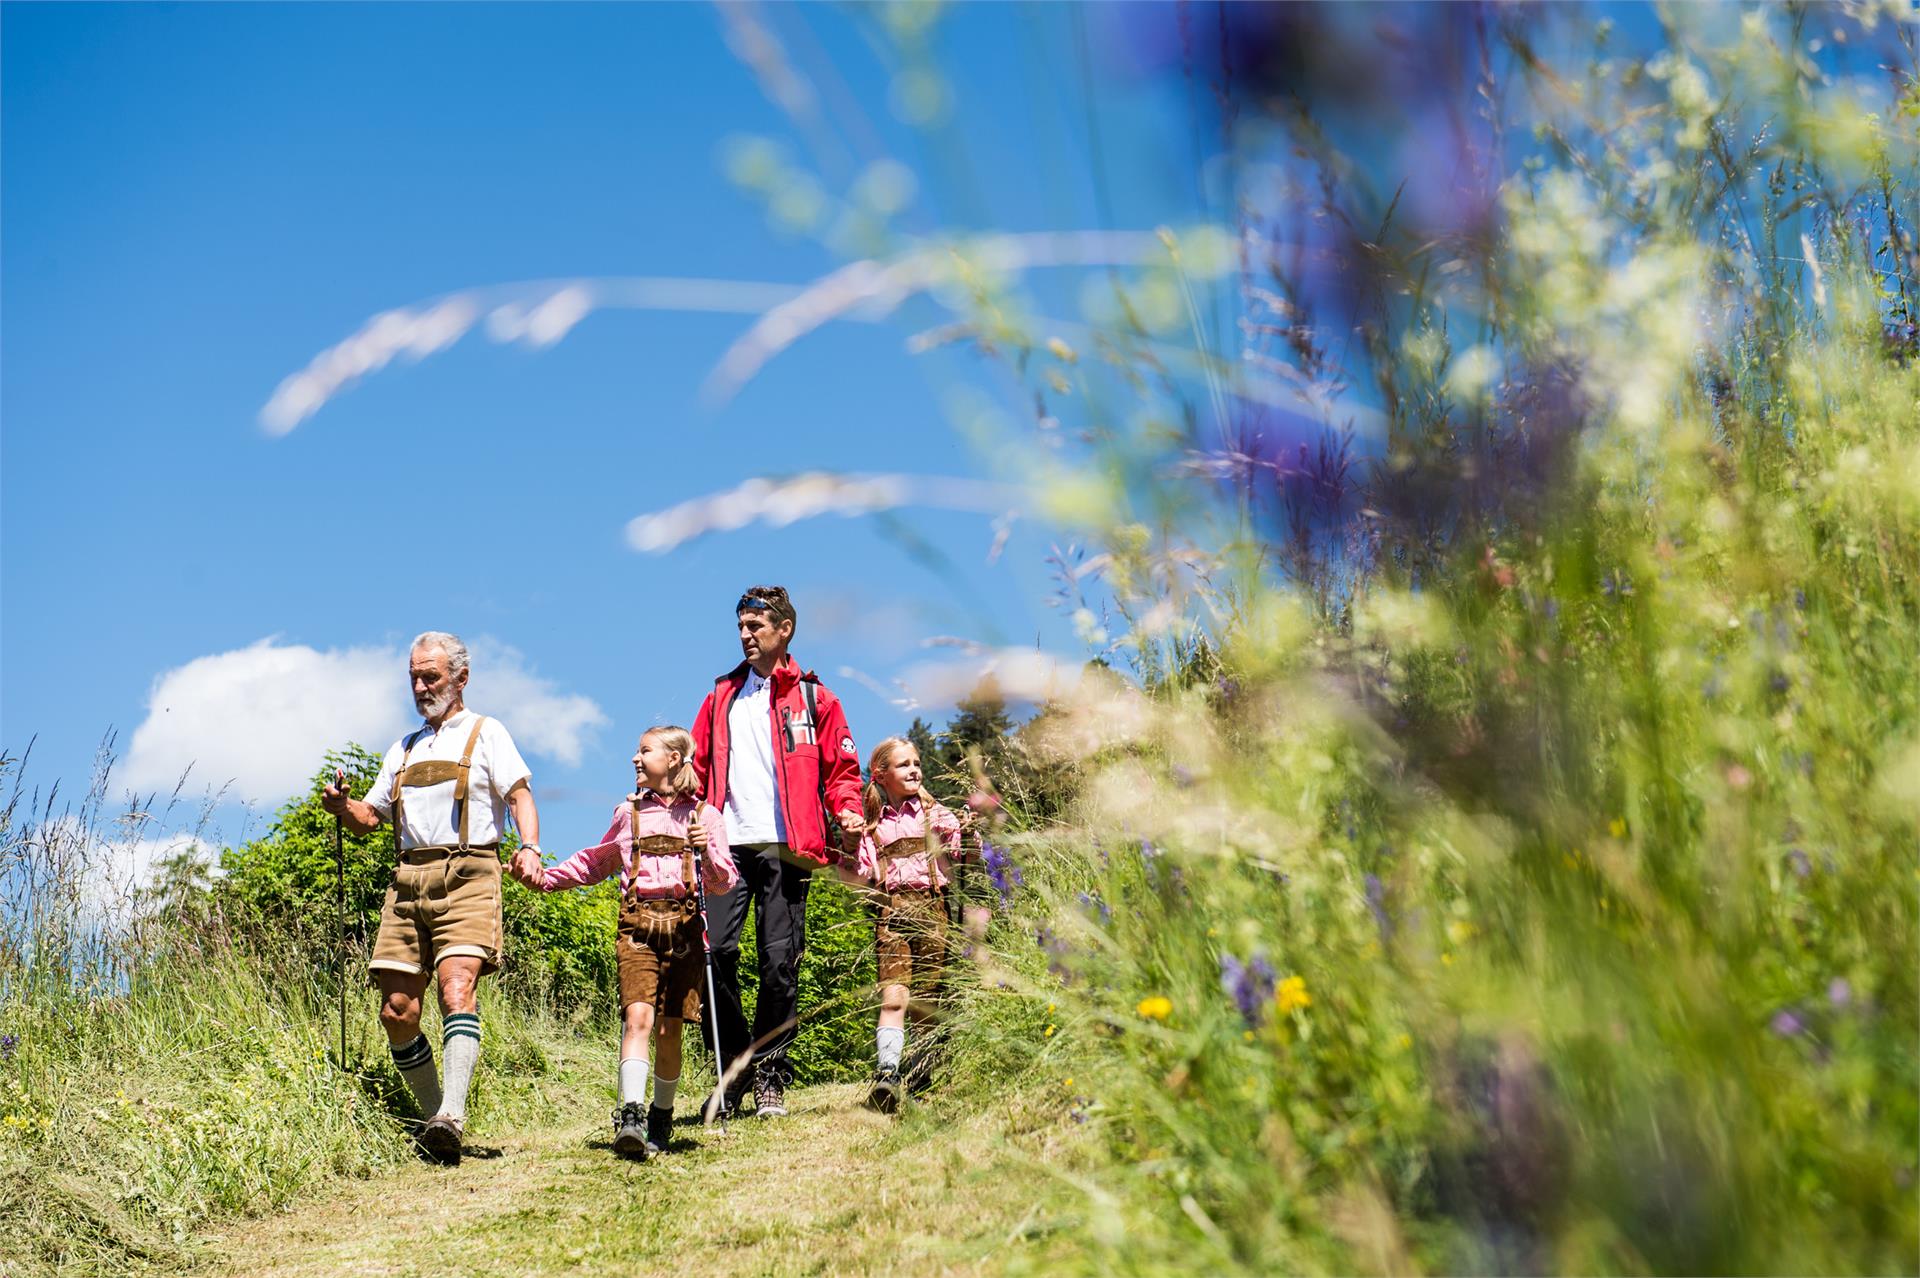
[1219, 950, 1277, 1025]
[1828, 978, 1852, 1009]
[1770, 1009, 1805, 1038]
[1788, 849, 1812, 878]
[980, 839, 1023, 903]
[1076, 891, 1112, 927]
[0, 1033, 15, 1062]
[1365, 873, 1394, 939]
[1139, 839, 1159, 861]
[1171, 764, 1194, 788]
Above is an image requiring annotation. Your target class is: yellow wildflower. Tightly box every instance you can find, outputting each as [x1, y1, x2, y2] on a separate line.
[1275, 976, 1312, 1015]
[1609, 818, 1628, 839]
[1136, 996, 1173, 1021]
[1044, 1024, 1056, 1038]
[1063, 1077, 1074, 1089]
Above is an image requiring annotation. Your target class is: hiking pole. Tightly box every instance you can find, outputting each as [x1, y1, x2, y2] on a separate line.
[688, 830, 729, 1134]
[333, 767, 349, 1071]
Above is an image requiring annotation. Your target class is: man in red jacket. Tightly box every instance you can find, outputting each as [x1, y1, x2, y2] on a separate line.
[691, 585, 865, 1117]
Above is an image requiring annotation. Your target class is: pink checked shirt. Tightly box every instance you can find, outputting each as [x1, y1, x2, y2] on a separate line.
[539, 792, 738, 899]
[853, 795, 964, 891]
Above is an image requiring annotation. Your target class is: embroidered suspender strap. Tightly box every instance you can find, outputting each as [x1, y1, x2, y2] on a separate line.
[453, 715, 487, 851]
[389, 717, 488, 851]
[627, 797, 644, 896]
[681, 808, 698, 895]
[390, 727, 427, 849]
[628, 814, 699, 898]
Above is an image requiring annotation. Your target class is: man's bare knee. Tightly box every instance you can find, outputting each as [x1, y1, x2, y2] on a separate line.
[624, 1003, 656, 1034]
[437, 962, 481, 1013]
[380, 992, 421, 1034]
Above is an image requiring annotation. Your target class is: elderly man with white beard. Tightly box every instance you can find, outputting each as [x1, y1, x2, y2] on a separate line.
[322, 631, 545, 1164]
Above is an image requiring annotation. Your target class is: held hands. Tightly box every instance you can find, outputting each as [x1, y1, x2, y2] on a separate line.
[508, 846, 545, 890]
[687, 812, 706, 848]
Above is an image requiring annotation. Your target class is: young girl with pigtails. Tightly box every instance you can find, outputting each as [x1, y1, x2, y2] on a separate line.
[839, 735, 970, 1113]
[520, 725, 737, 1159]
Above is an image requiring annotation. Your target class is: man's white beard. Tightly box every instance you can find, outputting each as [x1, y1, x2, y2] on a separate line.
[417, 688, 456, 721]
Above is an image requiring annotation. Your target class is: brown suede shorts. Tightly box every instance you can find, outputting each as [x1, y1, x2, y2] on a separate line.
[369, 847, 504, 978]
[876, 888, 948, 992]
[617, 895, 704, 1020]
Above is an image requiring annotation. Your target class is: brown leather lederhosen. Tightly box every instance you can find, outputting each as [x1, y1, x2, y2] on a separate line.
[614, 800, 704, 1017]
[369, 715, 505, 976]
[874, 835, 949, 992]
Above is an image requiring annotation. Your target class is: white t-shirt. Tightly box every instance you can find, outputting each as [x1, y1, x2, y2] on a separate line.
[723, 668, 785, 846]
[365, 708, 532, 850]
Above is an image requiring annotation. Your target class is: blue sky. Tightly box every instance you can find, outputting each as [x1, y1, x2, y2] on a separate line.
[2, 3, 1212, 860]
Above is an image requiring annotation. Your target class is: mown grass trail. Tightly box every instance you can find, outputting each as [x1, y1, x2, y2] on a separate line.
[202, 1075, 1085, 1278]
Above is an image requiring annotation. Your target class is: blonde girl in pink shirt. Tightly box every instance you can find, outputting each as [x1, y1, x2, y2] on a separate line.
[524, 725, 737, 1159]
[842, 736, 967, 1113]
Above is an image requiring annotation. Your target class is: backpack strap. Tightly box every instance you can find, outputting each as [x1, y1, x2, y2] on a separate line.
[801, 678, 841, 854]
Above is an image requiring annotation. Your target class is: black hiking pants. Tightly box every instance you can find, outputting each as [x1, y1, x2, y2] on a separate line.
[706, 842, 811, 1085]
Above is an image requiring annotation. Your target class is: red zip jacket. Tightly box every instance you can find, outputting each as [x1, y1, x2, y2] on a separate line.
[690, 656, 862, 867]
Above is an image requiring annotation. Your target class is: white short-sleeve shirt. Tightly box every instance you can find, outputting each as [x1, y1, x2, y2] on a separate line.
[365, 707, 532, 850]
[723, 668, 785, 846]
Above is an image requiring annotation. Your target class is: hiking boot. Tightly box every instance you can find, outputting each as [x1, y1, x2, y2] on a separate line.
[865, 1067, 903, 1115]
[701, 1077, 750, 1120]
[753, 1066, 788, 1119]
[901, 1039, 942, 1095]
[646, 1104, 674, 1153]
[417, 1114, 463, 1165]
[611, 1103, 649, 1160]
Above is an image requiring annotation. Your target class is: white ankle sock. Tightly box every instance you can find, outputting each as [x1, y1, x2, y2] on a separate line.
[652, 1073, 679, 1110]
[619, 1057, 650, 1106]
[877, 1026, 905, 1071]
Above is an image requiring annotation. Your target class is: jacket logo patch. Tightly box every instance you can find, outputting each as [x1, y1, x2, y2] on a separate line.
[841, 735, 856, 757]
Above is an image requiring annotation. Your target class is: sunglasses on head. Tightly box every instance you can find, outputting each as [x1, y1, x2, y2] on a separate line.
[737, 595, 775, 614]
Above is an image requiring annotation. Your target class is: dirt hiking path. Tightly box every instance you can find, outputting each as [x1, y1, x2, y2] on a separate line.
[203, 1084, 1075, 1278]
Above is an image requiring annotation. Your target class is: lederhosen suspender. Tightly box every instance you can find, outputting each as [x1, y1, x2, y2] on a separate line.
[627, 797, 698, 897]
[390, 715, 490, 852]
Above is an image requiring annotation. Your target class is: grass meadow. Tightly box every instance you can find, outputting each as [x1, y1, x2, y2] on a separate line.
[4, 5, 1918, 1275]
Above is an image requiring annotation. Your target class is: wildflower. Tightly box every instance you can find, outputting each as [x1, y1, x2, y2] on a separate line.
[1045, 1024, 1056, 1038]
[1063, 1077, 1074, 1088]
[1275, 976, 1312, 1015]
[1608, 818, 1628, 839]
[1788, 848, 1812, 878]
[1171, 764, 1194, 788]
[980, 838, 1023, 903]
[1828, 978, 1852, 1009]
[1219, 951, 1277, 1026]
[1139, 838, 1159, 861]
[1770, 1009, 1805, 1037]
[1364, 873, 1393, 938]
[0, 1034, 16, 1062]
[1077, 891, 1112, 926]
[1136, 996, 1173, 1021]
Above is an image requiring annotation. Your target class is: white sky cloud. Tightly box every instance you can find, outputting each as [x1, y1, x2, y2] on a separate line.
[121, 637, 605, 806]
